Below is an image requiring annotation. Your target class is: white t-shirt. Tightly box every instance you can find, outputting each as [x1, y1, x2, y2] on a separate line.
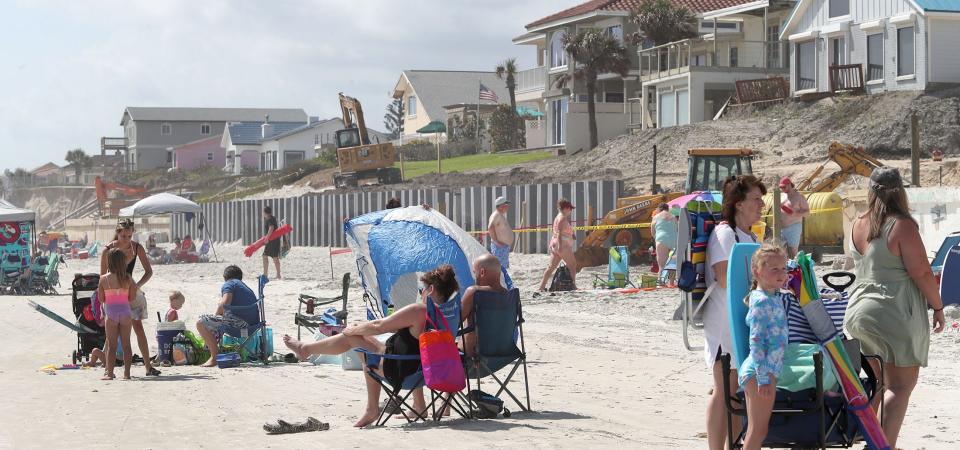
[702, 223, 757, 368]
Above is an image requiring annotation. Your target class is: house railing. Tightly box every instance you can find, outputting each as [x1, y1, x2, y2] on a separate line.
[829, 64, 865, 94]
[639, 38, 789, 81]
[516, 66, 547, 93]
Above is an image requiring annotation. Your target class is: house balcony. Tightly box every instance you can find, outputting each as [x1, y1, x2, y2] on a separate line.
[638, 38, 789, 83]
[516, 66, 547, 100]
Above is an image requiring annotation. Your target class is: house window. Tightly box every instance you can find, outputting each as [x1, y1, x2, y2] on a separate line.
[796, 40, 816, 91]
[829, 0, 849, 18]
[767, 25, 781, 68]
[605, 92, 625, 103]
[830, 37, 846, 66]
[161, 123, 172, 135]
[897, 27, 915, 77]
[867, 33, 884, 81]
[729, 47, 739, 67]
[550, 30, 568, 68]
[408, 96, 417, 117]
[606, 25, 623, 42]
[699, 20, 741, 34]
[166, 150, 173, 163]
[207, 152, 214, 161]
[550, 98, 567, 145]
[692, 54, 708, 66]
[200, 123, 211, 135]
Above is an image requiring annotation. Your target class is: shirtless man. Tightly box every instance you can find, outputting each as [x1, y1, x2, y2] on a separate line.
[460, 254, 507, 355]
[779, 177, 810, 258]
[487, 196, 514, 271]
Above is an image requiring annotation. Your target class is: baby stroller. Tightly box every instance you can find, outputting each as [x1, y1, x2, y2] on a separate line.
[71, 273, 104, 365]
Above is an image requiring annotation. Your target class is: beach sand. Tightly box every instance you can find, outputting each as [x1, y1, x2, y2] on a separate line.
[2, 244, 958, 449]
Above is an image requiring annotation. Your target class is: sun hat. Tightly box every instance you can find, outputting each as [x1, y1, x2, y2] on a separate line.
[494, 196, 510, 207]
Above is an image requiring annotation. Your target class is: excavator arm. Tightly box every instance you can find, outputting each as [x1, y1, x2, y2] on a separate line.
[338, 92, 369, 145]
[795, 142, 884, 192]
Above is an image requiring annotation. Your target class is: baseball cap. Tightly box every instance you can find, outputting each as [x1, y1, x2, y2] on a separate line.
[494, 196, 510, 207]
[779, 177, 792, 188]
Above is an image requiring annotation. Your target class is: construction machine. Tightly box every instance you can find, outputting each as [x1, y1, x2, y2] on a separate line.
[575, 148, 755, 268]
[94, 176, 147, 218]
[332, 93, 403, 188]
[795, 142, 885, 192]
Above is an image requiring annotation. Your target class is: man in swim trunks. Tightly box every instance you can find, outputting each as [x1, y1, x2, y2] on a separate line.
[779, 177, 809, 258]
[487, 196, 514, 270]
[196, 265, 260, 367]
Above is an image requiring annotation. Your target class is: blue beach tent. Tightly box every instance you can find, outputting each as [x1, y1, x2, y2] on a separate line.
[344, 206, 512, 318]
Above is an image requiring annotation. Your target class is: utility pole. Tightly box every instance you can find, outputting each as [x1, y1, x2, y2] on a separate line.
[651, 144, 659, 194]
[911, 112, 921, 186]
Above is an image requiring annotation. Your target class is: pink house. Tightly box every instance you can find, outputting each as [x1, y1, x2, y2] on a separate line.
[171, 135, 226, 171]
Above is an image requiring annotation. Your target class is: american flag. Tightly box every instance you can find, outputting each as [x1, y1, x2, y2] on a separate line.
[479, 83, 499, 102]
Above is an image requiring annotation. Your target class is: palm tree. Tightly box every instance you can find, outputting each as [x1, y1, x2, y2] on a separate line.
[64, 148, 92, 185]
[629, 0, 698, 46]
[555, 29, 631, 150]
[495, 58, 518, 111]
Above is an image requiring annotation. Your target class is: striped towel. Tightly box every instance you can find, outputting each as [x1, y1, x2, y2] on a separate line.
[784, 290, 849, 344]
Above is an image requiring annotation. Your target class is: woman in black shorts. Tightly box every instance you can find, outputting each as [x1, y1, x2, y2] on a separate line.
[262, 206, 281, 279]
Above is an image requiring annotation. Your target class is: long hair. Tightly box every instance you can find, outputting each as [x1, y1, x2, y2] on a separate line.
[721, 175, 767, 230]
[107, 248, 132, 287]
[420, 265, 459, 303]
[866, 181, 915, 241]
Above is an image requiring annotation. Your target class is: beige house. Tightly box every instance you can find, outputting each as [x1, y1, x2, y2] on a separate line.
[392, 70, 509, 142]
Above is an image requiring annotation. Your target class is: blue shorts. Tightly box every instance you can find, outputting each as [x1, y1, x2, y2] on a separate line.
[781, 222, 802, 248]
[489, 242, 510, 269]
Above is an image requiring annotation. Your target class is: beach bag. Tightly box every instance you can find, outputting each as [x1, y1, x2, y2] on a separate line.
[382, 330, 420, 386]
[468, 390, 506, 419]
[420, 303, 465, 393]
[549, 264, 575, 292]
[677, 261, 697, 292]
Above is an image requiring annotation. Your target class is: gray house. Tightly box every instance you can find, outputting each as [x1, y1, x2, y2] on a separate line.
[115, 107, 308, 170]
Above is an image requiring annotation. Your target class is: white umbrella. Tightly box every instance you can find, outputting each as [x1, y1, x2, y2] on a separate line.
[119, 193, 200, 217]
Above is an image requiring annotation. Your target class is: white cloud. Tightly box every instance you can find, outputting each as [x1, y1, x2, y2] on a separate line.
[0, 0, 583, 171]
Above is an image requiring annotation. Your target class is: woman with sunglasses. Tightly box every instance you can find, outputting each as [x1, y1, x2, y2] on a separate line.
[99, 219, 160, 377]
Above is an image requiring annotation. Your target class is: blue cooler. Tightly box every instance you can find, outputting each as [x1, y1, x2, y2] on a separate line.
[216, 352, 241, 368]
[156, 321, 186, 363]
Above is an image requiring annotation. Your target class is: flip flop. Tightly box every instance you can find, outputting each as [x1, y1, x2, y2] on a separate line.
[146, 367, 161, 376]
[283, 353, 299, 364]
[263, 417, 329, 434]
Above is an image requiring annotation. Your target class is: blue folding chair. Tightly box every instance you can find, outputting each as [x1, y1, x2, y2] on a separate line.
[462, 288, 531, 415]
[219, 275, 270, 364]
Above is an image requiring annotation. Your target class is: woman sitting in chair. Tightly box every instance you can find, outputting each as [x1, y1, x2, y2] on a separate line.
[283, 265, 460, 427]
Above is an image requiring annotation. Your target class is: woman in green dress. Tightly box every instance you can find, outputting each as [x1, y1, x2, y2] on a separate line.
[845, 167, 946, 447]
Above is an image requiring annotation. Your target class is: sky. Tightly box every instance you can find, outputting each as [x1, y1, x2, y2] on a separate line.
[0, 0, 584, 172]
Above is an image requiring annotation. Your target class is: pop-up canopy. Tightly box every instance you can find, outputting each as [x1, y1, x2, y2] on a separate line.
[0, 199, 36, 222]
[119, 193, 201, 217]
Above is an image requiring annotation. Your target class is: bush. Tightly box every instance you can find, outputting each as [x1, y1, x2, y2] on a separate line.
[397, 141, 480, 161]
[488, 105, 525, 152]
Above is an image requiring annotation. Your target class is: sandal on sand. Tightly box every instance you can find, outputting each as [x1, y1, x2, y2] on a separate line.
[263, 417, 329, 434]
[146, 368, 161, 376]
[283, 353, 299, 364]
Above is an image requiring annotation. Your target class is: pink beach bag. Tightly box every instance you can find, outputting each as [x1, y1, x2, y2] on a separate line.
[419, 304, 465, 393]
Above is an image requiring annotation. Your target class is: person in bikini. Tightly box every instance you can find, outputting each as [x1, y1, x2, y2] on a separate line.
[100, 219, 160, 377]
[100, 249, 138, 380]
[538, 199, 578, 291]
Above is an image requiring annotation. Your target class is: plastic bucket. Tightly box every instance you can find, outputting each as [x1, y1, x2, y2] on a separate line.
[156, 322, 186, 363]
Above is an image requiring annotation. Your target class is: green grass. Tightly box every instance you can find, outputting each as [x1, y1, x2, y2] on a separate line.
[396, 151, 555, 179]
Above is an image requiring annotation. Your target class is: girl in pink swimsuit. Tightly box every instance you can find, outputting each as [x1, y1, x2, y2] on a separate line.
[539, 199, 579, 291]
[100, 248, 138, 380]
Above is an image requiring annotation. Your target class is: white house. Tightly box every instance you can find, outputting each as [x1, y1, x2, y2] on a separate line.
[781, 0, 960, 96]
[262, 118, 392, 170]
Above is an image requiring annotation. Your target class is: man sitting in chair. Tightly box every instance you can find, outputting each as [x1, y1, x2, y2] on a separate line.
[460, 254, 507, 356]
[196, 265, 259, 367]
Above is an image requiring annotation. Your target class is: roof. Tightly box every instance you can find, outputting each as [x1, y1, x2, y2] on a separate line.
[120, 107, 308, 126]
[914, 0, 960, 12]
[31, 162, 60, 174]
[394, 70, 511, 124]
[0, 198, 36, 222]
[525, 0, 755, 29]
[226, 121, 307, 145]
[265, 118, 341, 141]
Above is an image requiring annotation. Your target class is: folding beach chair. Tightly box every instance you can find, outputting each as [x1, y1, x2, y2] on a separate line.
[462, 288, 531, 415]
[678, 202, 722, 351]
[931, 231, 960, 278]
[295, 273, 349, 340]
[357, 350, 430, 426]
[219, 275, 270, 363]
[593, 246, 634, 289]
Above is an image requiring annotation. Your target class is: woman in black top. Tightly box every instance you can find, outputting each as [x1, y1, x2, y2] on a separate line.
[262, 206, 281, 279]
[100, 219, 160, 376]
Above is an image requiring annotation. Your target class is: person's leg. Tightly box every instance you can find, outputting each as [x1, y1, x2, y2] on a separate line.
[707, 360, 741, 450]
[119, 318, 133, 379]
[131, 319, 156, 375]
[103, 320, 117, 380]
[272, 257, 281, 279]
[656, 242, 669, 273]
[355, 360, 384, 427]
[262, 254, 268, 276]
[560, 246, 579, 289]
[283, 333, 376, 360]
[539, 253, 562, 291]
[196, 318, 220, 367]
[880, 364, 919, 448]
[742, 377, 775, 450]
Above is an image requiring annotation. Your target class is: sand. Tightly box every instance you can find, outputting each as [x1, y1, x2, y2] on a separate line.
[2, 244, 958, 449]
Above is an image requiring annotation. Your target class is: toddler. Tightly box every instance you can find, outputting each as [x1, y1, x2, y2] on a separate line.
[739, 244, 789, 450]
[167, 291, 185, 321]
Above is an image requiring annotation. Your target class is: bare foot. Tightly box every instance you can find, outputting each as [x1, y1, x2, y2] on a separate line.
[282, 334, 311, 361]
[200, 357, 217, 367]
[354, 408, 380, 428]
[101, 373, 115, 381]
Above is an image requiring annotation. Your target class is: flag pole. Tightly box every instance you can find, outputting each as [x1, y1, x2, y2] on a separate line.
[476, 78, 481, 152]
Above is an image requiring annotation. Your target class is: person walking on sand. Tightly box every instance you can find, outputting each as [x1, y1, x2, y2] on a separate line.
[262, 206, 281, 279]
[778, 177, 809, 258]
[844, 167, 946, 448]
[488, 196, 514, 271]
[539, 199, 578, 291]
[100, 219, 161, 377]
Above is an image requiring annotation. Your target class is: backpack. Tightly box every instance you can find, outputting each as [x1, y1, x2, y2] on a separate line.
[468, 390, 508, 419]
[549, 264, 575, 292]
[382, 329, 420, 386]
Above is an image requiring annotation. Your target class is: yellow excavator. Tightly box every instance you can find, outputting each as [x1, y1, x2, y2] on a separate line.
[332, 93, 402, 188]
[575, 148, 755, 268]
[795, 142, 885, 192]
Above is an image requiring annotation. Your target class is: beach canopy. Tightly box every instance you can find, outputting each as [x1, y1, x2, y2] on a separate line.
[119, 193, 201, 217]
[416, 120, 447, 134]
[344, 205, 512, 317]
[0, 199, 36, 222]
[517, 106, 545, 118]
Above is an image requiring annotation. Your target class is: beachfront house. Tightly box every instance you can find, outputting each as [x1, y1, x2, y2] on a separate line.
[392, 70, 510, 143]
[221, 119, 307, 174]
[263, 118, 392, 171]
[781, 0, 960, 96]
[170, 135, 226, 172]
[635, 0, 797, 129]
[112, 107, 308, 171]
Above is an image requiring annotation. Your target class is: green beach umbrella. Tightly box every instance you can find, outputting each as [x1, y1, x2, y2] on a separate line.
[417, 120, 447, 174]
